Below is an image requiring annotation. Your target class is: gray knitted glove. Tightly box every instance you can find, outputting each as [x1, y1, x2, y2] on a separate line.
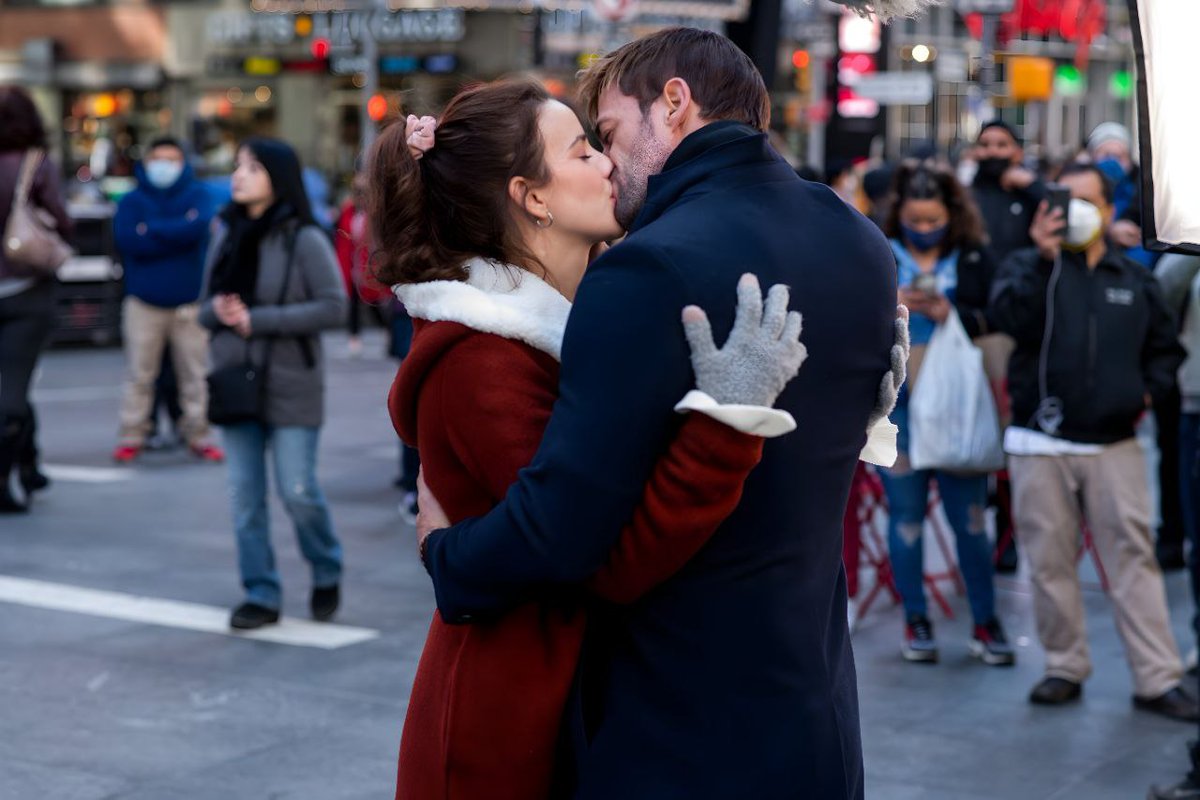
[867, 305, 911, 429]
[682, 274, 807, 408]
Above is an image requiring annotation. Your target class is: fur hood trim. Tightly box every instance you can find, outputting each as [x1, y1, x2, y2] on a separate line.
[393, 258, 571, 361]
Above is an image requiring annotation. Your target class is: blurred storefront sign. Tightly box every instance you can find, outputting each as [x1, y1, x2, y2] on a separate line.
[538, 7, 722, 59]
[206, 9, 466, 47]
[853, 71, 934, 105]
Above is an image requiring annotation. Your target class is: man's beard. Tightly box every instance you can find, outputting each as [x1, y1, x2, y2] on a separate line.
[613, 117, 674, 230]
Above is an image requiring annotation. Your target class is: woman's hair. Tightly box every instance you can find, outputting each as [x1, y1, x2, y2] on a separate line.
[0, 87, 48, 152]
[367, 80, 553, 285]
[237, 137, 316, 226]
[883, 162, 987, 253]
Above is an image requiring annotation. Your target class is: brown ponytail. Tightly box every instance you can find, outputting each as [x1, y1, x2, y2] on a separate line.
[367, 80, 553, 286]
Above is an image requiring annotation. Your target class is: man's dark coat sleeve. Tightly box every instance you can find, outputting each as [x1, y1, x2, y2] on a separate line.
[422, 241, 694, 622]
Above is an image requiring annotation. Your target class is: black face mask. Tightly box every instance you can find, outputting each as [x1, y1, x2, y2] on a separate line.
[975, 157, 1010, 181]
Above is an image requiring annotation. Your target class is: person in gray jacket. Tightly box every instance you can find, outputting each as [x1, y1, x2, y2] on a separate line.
[199, 138, 347, 630]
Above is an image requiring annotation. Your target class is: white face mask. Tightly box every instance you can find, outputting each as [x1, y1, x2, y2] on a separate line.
[1064, 198, 1104, 251]
[145, 159, 184, 189]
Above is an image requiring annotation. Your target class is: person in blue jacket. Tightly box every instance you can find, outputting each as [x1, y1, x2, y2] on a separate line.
[410, 29, 897, 799]
[113, 137, 223, 463]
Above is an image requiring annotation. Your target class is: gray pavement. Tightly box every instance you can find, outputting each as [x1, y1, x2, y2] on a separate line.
[4, 330, 1196, 799]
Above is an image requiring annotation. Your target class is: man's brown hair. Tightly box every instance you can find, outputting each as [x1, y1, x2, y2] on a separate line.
[576, 28, 770, 132]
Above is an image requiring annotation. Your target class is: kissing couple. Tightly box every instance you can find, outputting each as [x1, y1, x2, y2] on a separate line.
[372, 27, 906, 800]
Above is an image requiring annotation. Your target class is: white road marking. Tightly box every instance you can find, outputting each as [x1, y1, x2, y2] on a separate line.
[42, 464, 134, 483]
[0, 576, 379, 650]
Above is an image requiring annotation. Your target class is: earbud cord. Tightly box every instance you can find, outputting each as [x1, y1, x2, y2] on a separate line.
[1033, 251, 1064, 435]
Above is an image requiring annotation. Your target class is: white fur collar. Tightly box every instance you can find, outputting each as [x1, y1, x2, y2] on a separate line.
[393, 258, 571, 361]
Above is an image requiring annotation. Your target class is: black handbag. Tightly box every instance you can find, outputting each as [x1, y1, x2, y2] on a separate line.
[206, 230, 298, 426]
[206, 347, 265, 425]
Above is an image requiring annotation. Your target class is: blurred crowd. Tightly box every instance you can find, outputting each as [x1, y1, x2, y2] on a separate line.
[821, 116, 1200, 724]
[3, 76, 1200, 726]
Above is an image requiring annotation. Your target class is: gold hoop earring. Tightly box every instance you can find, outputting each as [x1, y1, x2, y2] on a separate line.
[534, 211, 554, 229]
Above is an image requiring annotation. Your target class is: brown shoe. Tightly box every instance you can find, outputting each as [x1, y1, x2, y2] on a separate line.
[1135, 686, 1200, 723]
[1029, 676, 1082, 705]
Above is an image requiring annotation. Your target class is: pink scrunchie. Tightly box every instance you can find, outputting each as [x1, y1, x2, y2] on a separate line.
[406, 115, 437, 160]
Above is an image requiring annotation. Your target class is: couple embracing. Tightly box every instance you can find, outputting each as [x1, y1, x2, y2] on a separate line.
[372, 29, 904, 800]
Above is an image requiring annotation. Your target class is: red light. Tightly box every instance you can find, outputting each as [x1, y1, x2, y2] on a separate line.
[792, 49, 810, 70]
[367, 94, 388, 122]
[311, 38, 330, 59]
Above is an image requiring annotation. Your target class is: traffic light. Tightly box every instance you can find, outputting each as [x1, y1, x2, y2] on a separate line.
[367, 94, 389, 122]
[792, 49, 811, 92]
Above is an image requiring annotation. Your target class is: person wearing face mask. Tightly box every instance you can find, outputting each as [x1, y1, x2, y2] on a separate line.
[1087, 122, 1145, 254]
[879, 163, 1013, 666]
[112, 137, 222, 464]
[972, 120, 1046, 265]
[989, 163, 1195, 721]
[1086, 121, 1186, 575]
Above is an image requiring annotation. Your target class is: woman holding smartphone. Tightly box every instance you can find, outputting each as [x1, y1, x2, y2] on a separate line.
[881, 163, 1012, 666]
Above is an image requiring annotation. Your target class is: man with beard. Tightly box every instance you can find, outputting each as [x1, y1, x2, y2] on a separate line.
[414, 28, 897, 799]
[972, 120, 1046, 264]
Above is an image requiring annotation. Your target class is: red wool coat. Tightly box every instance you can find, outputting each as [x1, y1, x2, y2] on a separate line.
[389, 318, 764, 800]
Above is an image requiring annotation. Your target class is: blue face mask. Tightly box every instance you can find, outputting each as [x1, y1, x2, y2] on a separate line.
[901, 223, 948, 252]
[1095, 157, 1128, 184]
[145, 159, 184, 189]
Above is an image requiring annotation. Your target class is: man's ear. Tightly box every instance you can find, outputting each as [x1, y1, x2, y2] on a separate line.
[661, 77, 694, 130]
[508, 176, 549, 223]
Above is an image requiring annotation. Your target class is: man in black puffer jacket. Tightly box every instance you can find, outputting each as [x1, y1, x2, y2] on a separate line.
[990, 162, 1193, 721]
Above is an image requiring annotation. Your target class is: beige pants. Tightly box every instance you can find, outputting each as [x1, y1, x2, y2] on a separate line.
[1009, 439, 1183, 697]
[117, 296, 211, 447]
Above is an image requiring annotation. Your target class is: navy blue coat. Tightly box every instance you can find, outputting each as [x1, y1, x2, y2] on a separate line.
[422, 123, 897, 799]
[114, 161, 216, 308]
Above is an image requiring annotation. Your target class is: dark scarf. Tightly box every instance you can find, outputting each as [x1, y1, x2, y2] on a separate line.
[208, 202, 294, 305]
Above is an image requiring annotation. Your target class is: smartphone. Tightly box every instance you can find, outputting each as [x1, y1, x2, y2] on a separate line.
[911, 273, 938, 294]
[1045, 183, 1071, 221]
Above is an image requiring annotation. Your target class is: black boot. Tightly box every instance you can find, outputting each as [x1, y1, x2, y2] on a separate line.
[0, 416, 29, 513]
[16, 411, 49, 494]
[1148, 741, 1200, 799]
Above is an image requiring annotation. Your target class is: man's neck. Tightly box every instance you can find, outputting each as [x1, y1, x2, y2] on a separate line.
[1084, 239, 1107, 269]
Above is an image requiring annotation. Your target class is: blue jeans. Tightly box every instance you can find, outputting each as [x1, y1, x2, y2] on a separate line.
[221, 422, 342, 610]
[879, 404, 996, 625]
[1181, 412, 1200, 648]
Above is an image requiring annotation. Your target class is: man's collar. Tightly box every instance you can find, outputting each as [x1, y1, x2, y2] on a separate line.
[628, 121, 778, 233]
[661, 120, 759, 173]
[1065, 241, 1130, 273]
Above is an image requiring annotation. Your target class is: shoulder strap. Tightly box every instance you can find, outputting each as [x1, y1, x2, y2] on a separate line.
[13, 149, 45, 209]
[259, 225, 317, 371]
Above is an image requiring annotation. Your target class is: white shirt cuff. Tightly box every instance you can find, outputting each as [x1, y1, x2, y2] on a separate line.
[860, 417, 899, 467]
[674, 390, 797, 438]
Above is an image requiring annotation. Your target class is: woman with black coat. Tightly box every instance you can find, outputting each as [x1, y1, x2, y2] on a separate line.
[199, 138, 347, 629]
[0, 87, 72, 512]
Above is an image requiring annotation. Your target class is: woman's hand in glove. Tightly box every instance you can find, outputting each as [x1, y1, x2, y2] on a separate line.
[868, 305, 911, 429]
[682, 273, 807, 408]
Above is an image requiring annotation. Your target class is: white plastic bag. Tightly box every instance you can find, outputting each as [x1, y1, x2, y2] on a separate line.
[908, 311, 1005, 473]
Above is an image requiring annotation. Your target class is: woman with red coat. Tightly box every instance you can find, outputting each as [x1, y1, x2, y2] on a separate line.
[334, 168, 389, 356]
[369, 81, 887, 799]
